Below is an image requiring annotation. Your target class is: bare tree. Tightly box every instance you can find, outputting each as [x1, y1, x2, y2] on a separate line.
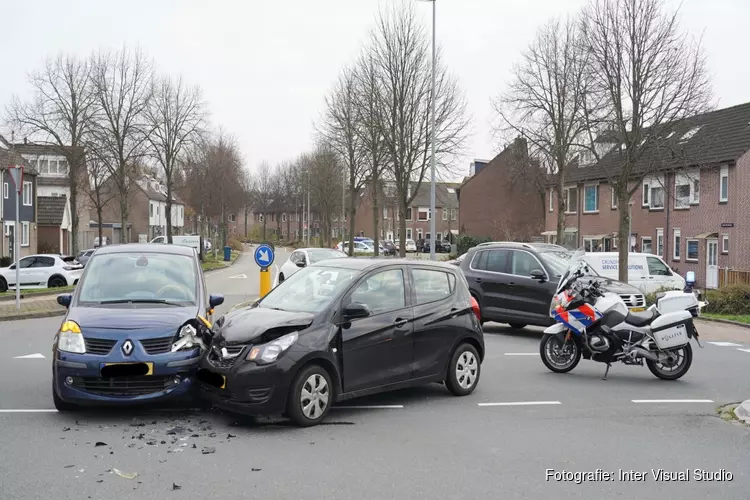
[81, 144, 117, 246]
[208, 133, 246, 246]
[90, 47, 153, 243]
[580, 0, 712, 280]
[318, 65, 368, 256]
[241, 168, 255, 240]
[309, 145, 344, 249]
[146, 75, 206, 242]
[254, 161, 275, 240]
[368, 2, 469, 257]
[6, 54, 97, 254]
[495, 17, 588, 244]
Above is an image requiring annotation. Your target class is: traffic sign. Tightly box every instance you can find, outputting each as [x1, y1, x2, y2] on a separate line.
[8, 165, 23, 193]
[254, 243, 275, 268]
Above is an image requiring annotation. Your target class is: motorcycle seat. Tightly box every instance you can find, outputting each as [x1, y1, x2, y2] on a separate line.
[626, 309, 658, 328]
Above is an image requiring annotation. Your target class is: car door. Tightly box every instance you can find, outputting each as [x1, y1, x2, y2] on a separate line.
[627, 255, 651, 292]
[645, 256, 675, 292]
[410, 267, 461, 379]
[504, 250, 551, 324]
[341, 267, 414, 393]
[466, 248, 511, 320]
[7, 257, 37, 287]
[31, 256, 57, 286]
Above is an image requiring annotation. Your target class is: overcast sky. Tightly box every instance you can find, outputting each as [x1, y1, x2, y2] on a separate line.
[2, 0, 748, 181]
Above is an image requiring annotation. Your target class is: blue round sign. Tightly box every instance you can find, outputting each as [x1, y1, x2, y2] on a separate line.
[254, 243, 275, 268]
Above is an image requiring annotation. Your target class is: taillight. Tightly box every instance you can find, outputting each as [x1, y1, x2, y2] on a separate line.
[470, 296, 481, 322]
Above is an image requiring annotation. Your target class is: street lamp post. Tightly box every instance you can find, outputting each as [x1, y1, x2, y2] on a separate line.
[427, 0, 437, 261]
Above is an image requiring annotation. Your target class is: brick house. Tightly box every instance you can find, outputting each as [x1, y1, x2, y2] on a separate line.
[544, 102, 750, 289]
[352, 180, 459, 243]
[457, 138, 545, 241]
[1, 146, 38, 259]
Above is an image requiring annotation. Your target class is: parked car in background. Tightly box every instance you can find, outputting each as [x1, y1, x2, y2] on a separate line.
[197, 258, 484, 427]
[580, 252, 685, 294]
[76, 249, 97, 267]
[278, 248, 347, 283]
[51, 243, 224, 411]
[337, 241, 373, 254]
[0, 254, 84, 293]
[381, 241, 397, 256]
[437, 240, 452, 253]
[458, 242, 648, 329]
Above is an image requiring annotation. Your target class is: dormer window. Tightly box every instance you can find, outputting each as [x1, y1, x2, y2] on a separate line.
[679, 126, 702, 143]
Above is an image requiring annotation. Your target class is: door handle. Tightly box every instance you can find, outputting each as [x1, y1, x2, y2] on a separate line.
[508, 282, 516, 287]
[394, 318, 409, 328]
[474, 277, 483, 283]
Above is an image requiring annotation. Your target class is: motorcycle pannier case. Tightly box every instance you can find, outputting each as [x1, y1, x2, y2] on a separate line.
[650, 311, 693, 350]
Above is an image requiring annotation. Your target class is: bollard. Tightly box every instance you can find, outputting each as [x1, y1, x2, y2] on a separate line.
[259, 267, 271, 297]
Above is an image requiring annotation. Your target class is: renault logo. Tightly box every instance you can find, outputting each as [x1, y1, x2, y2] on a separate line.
[122, 340, 134, 356]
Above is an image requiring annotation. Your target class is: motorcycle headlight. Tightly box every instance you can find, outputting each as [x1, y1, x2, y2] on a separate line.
[57, 320, 86, 354]
[246, 332, 298, 365]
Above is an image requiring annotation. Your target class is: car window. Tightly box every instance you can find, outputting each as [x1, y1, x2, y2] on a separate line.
[33, 256, 55, 267]
[412, 269, 453, 304]
[260, 266, 361, 313]
[77, 252, 199, 305]
[511, 250, 542, 277]
[473, 249, 509, 273]
[18, 257, 36, 269]
[647, 256, 672, 276]
[349, 269, 406, 315]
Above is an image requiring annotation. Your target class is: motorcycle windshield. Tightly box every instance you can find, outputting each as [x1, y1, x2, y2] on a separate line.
[554, 246, 586, 295]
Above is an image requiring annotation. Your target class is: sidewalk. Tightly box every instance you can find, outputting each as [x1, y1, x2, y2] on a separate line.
[0, 295, 65, 322]
[696, 318, 750, 344]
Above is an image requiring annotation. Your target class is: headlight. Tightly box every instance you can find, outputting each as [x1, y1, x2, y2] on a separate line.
[57, 320, 85, 354]
[246, 332, 298, 364]
[172, 323, 199, 352]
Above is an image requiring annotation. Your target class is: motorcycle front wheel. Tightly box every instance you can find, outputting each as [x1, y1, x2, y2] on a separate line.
[540, 334, 581, 373]
[646, 343, 693, 380]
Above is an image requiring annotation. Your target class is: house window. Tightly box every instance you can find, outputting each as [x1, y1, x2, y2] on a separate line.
[4, 221, 14, 236]
[610, 187, 617, 209]
[650, 184, 664, 209]
[406, 228, 413, 240]
[643, 177, 664, 209]
[549, 190, 554, 212]
[417, 208, 430, 221]
[383, 207, 388, 219]
[642, 180, 649, 206]
[675, 170, 700, 208]
[442, 208, 448, 220]
[451, 209, 457, 221]
[149, 204, 153, 216]
[21, 222, 30, 247]
[686, 239, 699, 261]
[719, 166, 729, 202]
[228, 214, 235, 222]
[583, 237, 600, 252]
[641, 237, 652, 254]
[2, 182, 7, 199]
[656, 228, 664, 257]
[405, 208, 412, 221]
[38, 159, 49, 174]
[583, 185, 598, 213]
[22, 182, 32, 206]
[564, 187, 577, 214]
[678, 126, 702, 143]
[673, 229, 681, 260]
[417, 229, 423, 240]
[722, 234, 729, 254]
[58, 160, 69, 175]
[282, 213, 287, 222]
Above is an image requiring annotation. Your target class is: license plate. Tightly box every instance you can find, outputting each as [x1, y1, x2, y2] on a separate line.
[101, 362, 154, 376]
[630, 307, 645, 312]
[197, 368, 226, 389]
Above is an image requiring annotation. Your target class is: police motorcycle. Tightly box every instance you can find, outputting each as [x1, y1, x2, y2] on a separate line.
[540, 249, 704, 380]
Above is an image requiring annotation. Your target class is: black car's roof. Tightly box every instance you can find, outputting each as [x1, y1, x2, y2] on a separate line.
[94, 243, 196, 257]
[314, 257, 456, 272]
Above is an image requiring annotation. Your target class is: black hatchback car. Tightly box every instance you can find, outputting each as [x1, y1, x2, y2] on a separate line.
[197, 258, 484, 426]
[458, 242, 646, 329]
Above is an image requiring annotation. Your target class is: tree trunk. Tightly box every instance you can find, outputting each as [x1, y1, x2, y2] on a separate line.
[556, 174, 566, 246]
[244, 209, 249, 239]
[70, 177, 79, 255]
[372, 190, 380, 256]
[398, 198, 407, 258]
[262, 216, 267, 241]
[348, 188, 357, 256]
[166, 183, 173, 244]
[119, 191, 128, 245]
[96, 205, 103, 248]
[617, 186, 630, 282]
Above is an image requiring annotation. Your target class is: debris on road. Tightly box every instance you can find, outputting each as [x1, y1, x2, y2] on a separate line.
[113, 468, 138, 480]
[201, 447, 215, 455]
[95, 442, 107, 447]
[64, 465, 75, 468]
[251, 468, 261, 472]
[172, 483, 182, 491]
[62, 427, 71, 432]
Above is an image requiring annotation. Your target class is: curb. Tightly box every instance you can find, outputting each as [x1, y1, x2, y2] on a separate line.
[0, 289, 74, 303]
[0, 309, 65, 323]
[734, 400, 750, 424]
[696, 317, 750, 330]
[203, 252, 243, 274]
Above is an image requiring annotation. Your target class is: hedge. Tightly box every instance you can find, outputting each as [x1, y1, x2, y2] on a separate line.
[704, 284, 750, 315]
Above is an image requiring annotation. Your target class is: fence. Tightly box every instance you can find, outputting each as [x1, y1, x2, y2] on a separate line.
[718, 268, 750, 288]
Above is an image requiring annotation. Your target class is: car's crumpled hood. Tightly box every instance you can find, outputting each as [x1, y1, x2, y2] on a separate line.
[216, 307, 314, 344]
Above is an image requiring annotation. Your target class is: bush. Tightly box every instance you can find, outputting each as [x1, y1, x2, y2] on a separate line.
[704, 284, 750, 315]
[0, 256, 11, 267]
[228, 238, 243, 252]
[456, 235, 492, 256]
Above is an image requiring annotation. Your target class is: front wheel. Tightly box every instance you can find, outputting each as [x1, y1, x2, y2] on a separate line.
[646, 343, 693, 380]
[52, 381, 78, 412]
[286, 364, 333, 427]
[540, 334, 581, 373]
[278, 273, 285, 283]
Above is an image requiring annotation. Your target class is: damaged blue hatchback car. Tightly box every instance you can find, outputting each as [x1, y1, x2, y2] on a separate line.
[52, 243, 223, 411]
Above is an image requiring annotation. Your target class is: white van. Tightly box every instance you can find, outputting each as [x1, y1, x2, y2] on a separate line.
[581, 252, 685, 294]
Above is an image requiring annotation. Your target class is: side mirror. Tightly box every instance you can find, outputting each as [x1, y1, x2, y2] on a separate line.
[57, 294, 72, 309]
[530, 269, 546, 282]
[343, 302, 371, 320]
[296, 259, 306, 268]
[209, 294, 225, 308]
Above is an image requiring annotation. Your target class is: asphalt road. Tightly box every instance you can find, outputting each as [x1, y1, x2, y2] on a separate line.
[0, 248, 748, 499]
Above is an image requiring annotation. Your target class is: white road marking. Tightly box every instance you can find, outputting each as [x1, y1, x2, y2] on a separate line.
[0, 409, 58, 413]
[13, 353, 46, 359]
[707, 342, 742, 347]
[478, 401, 561, 407]
[333, 405, 404, 410]
[737, 348, 750, 353]
[229, 274, 247, 279]
[631, 399, 714, 404]
[504, 353, 538, 356]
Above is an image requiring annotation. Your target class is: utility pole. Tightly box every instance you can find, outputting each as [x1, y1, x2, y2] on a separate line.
[342, 168, 346, 243]
[307, 168, 311, 246]
[428, 0, 437, 261]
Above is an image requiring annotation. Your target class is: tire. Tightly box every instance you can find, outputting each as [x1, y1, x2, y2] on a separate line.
[48, 276, 67, 288]
[286, 364, 333, 427]
[646, 343, 693, 380]
[278, 273, 285, 283]
[52, 381, 78, 412]
[509, 323, 527, 330]
[446, 343, 481, 396]
[0, 278, 7, 293]
[540, 334, 581, 373]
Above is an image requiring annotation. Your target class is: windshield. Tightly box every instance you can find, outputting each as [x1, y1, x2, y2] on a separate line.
[77, 252, 198, 305]
[308, 249, 347, 263]
[259, 265, 361, 313]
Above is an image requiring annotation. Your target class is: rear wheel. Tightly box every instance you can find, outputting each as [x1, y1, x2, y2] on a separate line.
[540, 334, 581, 373]
[287, 364, 333, 427]
[278, 273, 285, 283]
[446, 343, 481, 396]
[646, 344, 693, 380]
[0, 278, 7, 293]
[509, 323, 527, 330]
[48, 276, 67, 288]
